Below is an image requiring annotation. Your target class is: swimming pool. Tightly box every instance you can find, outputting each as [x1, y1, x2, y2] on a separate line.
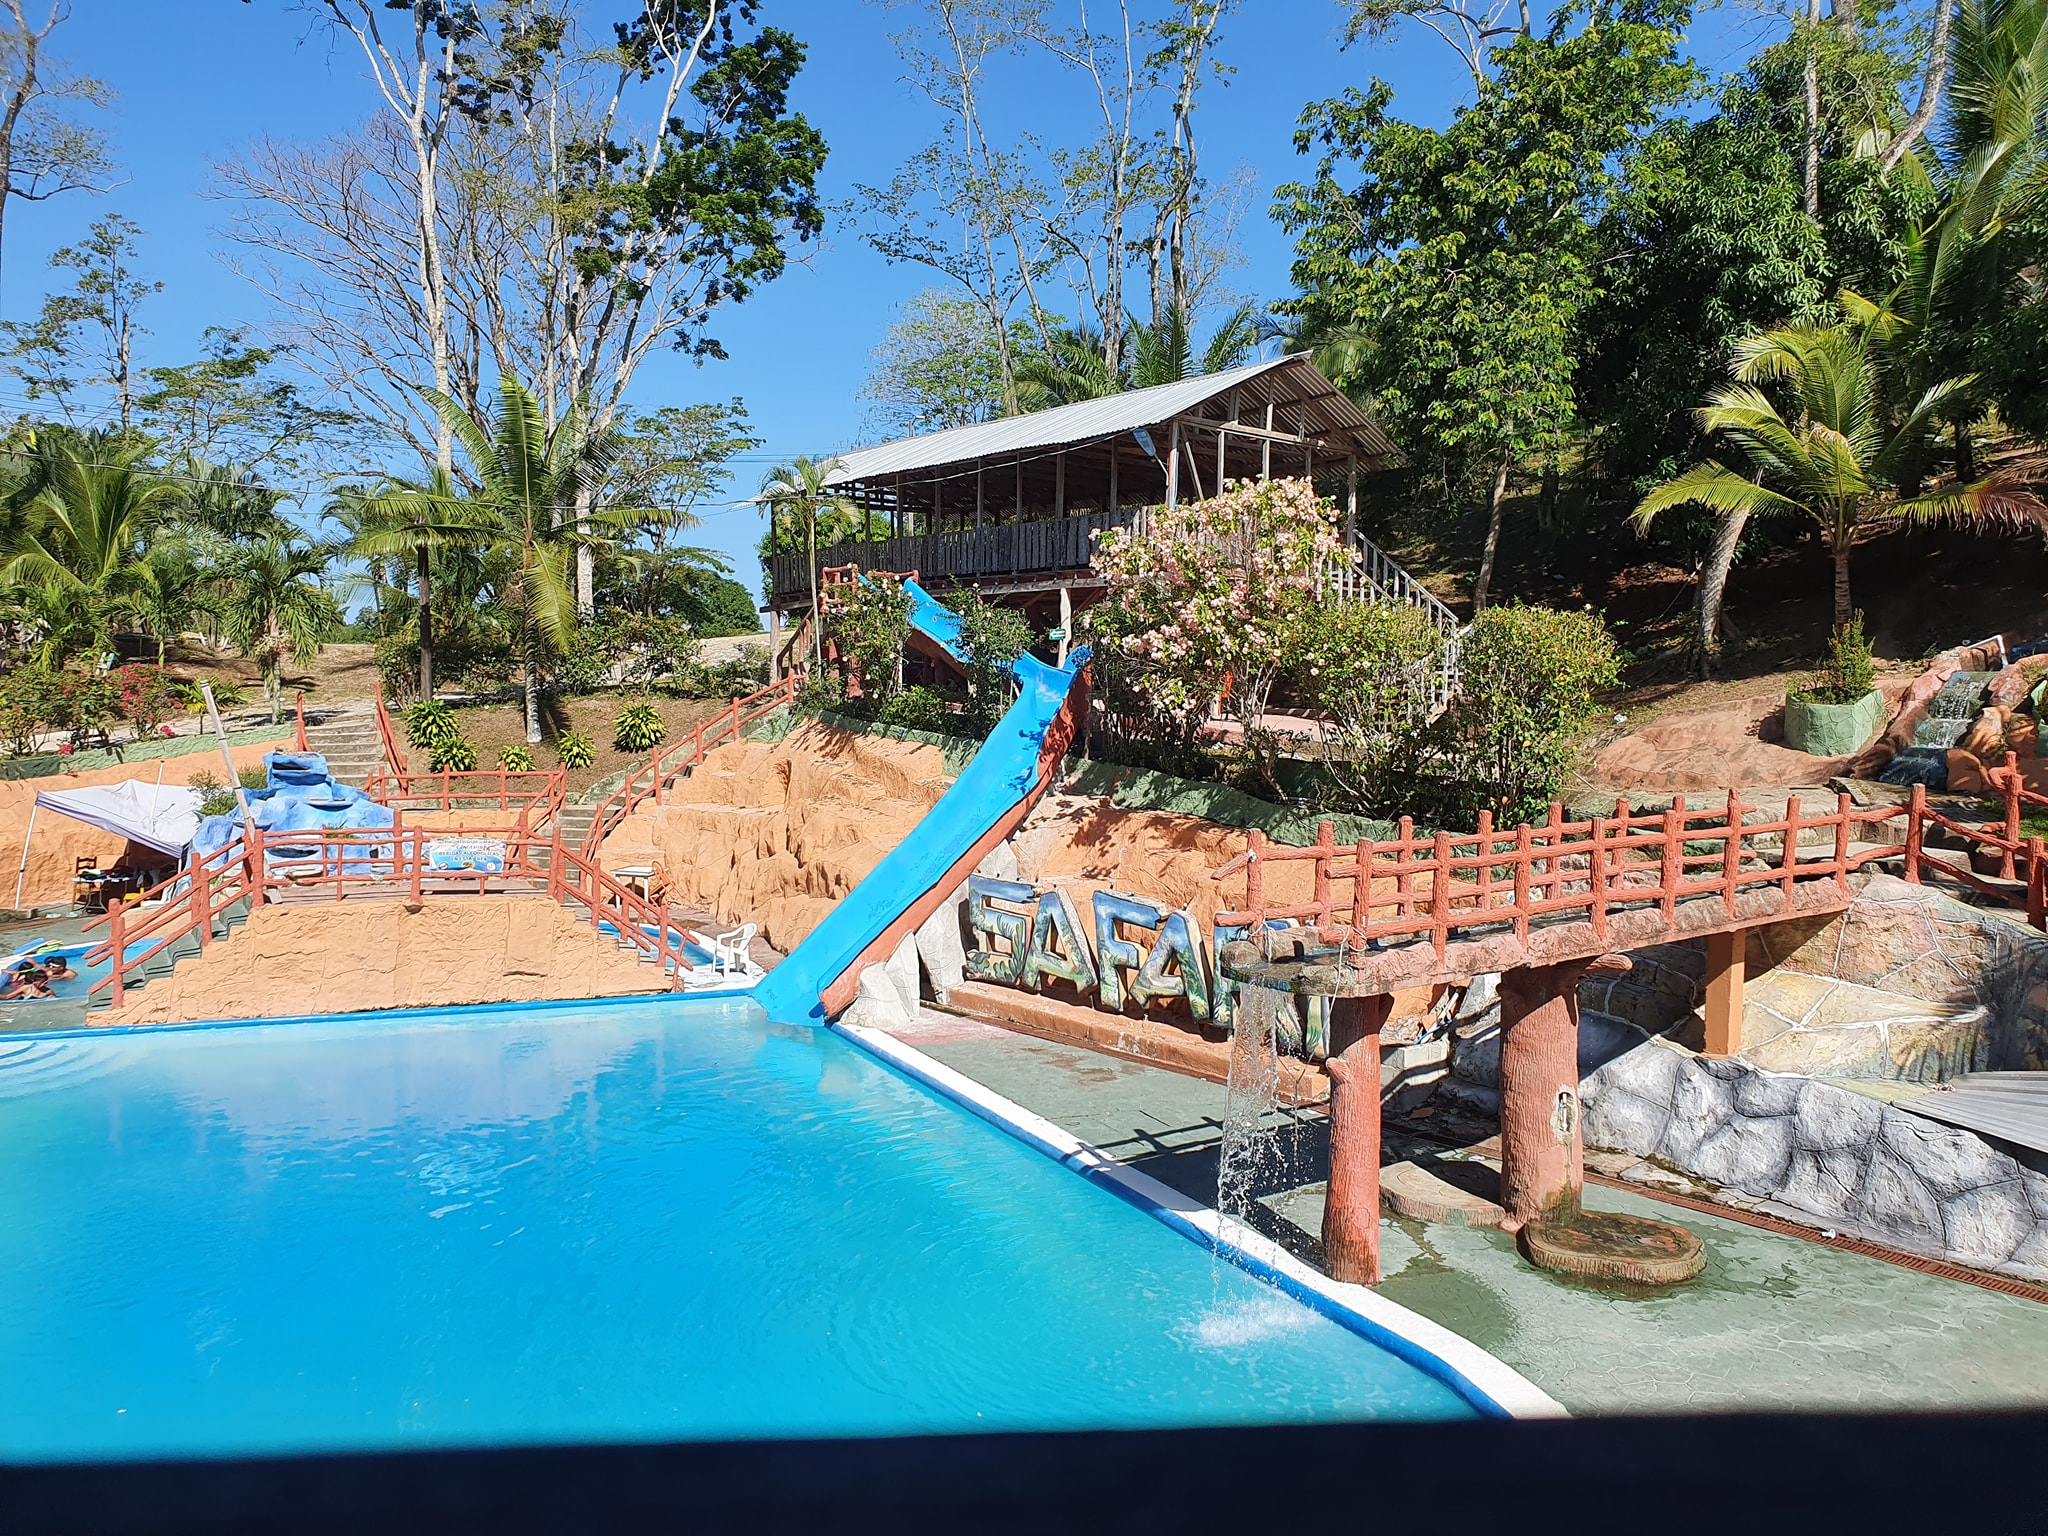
[0, 1000, 1483, 1461]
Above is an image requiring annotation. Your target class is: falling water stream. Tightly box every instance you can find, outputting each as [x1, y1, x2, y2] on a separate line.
[1214, 985, 1290, 1237]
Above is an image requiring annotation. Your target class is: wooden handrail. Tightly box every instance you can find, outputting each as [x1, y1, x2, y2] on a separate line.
[293, 692, 309, 753]
[363, 767, 566, 822]
[579, 672, 801, 860]
[373, 681, 410, 775]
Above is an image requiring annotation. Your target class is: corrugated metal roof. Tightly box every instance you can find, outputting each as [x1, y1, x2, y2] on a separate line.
[819, 353, 1396, 486]
[1897, 1072, 2048, 1155]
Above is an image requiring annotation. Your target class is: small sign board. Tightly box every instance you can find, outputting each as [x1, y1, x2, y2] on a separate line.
[426, 837, 506, 874]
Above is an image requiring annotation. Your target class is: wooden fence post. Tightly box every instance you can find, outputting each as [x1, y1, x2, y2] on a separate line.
[1430, 829, 1453, 957]
[1660, 802, 1681, 923]
[2002, 751, 2022, 879]
[2031, 836, 2046, 931]
[1722, 789, 1743, 916]
[110, 900, 125, 1008]
[1589, 816, 1608, 943]
[191, 868, 209, 948]
[1833, 791, 1853, 892]
[1313, 820, 1334, 932]
[1906, 783, 1926, 883]
[1779, 795, 1801, 901]
[1474, 810, 1494, 913]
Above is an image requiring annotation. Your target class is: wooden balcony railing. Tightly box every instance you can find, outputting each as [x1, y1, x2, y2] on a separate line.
[363, 767, 567, 830]
[768, 507, 1145, 602]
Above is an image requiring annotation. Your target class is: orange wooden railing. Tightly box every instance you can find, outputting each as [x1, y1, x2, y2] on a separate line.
[1213, 792, 1903, 960]
[363, 767, 566, 830]
[579, 673, 802, 860]
[81, 822, 701, 1004]
[1212, 770, 2048, 966]
[373, 681, 410, 774]
[293, 692, 309, 753]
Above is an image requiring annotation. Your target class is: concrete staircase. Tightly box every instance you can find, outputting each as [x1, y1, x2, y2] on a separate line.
[71, 895, 257, 1019]
[304, 707, 389, 789]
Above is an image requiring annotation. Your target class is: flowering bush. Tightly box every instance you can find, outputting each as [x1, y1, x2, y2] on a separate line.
[824, 574, 912, 704]
[107, 666, 181, 735]
[1082, 477, 1341, 787]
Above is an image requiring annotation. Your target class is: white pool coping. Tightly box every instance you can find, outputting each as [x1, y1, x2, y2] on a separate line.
[833, 1019, 1567, 1423]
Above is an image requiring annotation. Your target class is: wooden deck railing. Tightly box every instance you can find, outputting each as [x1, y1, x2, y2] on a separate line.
[80, 822, 701, 1004]
[1212, 763, 2048, 972]
[1213, 792, 1903, 960]
[579, 673, 803, 859]
[293, 692, 310, 753]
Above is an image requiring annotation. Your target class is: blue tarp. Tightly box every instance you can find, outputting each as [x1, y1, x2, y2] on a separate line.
[191, 753, 397, 874]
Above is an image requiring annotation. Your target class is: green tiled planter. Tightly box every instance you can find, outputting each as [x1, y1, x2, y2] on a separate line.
[1783, 688, 1886, 757]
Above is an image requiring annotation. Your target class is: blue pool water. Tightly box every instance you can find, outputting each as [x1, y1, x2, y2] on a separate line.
[0, 1002, 1472, 1460]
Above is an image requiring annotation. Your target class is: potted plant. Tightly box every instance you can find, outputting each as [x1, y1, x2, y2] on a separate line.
[1784, 614, 1885, 755]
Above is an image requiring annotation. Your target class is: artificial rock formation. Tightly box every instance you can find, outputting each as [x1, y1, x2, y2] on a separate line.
[596, 721, 955, 954]
[100, 896, 666, 1026]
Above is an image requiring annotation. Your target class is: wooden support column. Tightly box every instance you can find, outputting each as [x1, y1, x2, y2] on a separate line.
[1215, 420, 1227, 492]
[1055, 451, 1066, 517]
[1167, 422, 1181, 508]
[1013, 456, 1023, 576]
[1323, 992, 1393, 1285]
[1346, 454, 1359, 544]
[1497, 959, 1596, 1230]
[975, 458, 984, 532]
[1261, 402, 1274, 480]
[766, 606, 782, 682]
[1703, 929, 1746, 1059]
[1108, 439, 1118, 514]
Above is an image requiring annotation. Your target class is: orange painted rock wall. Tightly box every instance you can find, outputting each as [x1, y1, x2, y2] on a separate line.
[101, 895, 666, 1026]
[0, 742, 281, 909]
[597, 721, 953, 953]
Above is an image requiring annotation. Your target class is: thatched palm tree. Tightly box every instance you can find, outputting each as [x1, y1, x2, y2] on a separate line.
[1635, 322, 2047, 629]
[353, 467, 491, 699]
[385, 374, 639, 743]
[216, 538, 336, 723]
[0, 434, 179, 663]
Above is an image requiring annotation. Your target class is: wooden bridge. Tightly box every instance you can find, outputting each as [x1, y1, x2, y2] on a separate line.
[1207, 771, 2048, 1286]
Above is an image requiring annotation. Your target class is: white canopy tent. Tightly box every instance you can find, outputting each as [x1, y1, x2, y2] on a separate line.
[12, 780, 204, 907]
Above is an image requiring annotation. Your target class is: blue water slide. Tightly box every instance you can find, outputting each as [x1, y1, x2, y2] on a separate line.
[754, 584, 1087, 1025]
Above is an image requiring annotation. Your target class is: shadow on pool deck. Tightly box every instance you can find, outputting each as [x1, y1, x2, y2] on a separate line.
[889, 1008, 2048, 1417]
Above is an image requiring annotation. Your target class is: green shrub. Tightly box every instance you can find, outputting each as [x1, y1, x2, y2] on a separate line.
[1294, 601, 1445, 816]
[879, 685, 952, 733]
[1428, 604, 1620, 827]
[955, 593, 1033, 733]
[1792, 613, 1877, 706]
[684, 645, 770, 699]
[498, 744, 536, 771]
[555, 729, 596, 769]
[207, 679, 248, 709]
[614, 701, 667, 753]
[404, 698, 460, 751]
[237, 764, 269, 791]
[187, 770, 238, 819]
[429, 736, 478, 772]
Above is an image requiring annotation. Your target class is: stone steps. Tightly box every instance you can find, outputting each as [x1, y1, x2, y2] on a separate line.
[82, 895, 253, 1013]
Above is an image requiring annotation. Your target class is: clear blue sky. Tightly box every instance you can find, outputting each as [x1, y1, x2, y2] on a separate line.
[7, 0, 1775, 605]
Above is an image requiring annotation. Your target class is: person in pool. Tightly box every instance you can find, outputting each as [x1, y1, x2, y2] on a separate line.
[42, 954, 73, 987]
[0, 960, 52, 1000]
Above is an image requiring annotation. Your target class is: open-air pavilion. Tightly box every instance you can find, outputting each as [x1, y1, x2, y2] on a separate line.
[763, 353, 1402, 630]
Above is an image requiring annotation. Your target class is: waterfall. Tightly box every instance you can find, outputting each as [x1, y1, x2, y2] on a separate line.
[1215, 985, 1289, 1235]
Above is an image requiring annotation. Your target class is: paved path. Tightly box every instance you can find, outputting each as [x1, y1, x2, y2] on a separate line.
[890, 1009, 2048, 1416]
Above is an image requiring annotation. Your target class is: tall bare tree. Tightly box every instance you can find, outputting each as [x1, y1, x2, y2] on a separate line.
[0, 0, 114, 306]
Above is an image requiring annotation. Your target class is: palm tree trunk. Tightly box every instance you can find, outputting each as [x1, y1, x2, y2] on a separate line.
[524, 623, 542, 745]
[1472, 453, 1511, 614]
[1697, 509, 1749, 678]
[1832, 542, 1854, 632]
[416, 544, 435, 700]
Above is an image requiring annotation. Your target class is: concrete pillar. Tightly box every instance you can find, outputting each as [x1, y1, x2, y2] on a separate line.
[1323, 992, 1393, 1285]
[1703, 929, 1746, 1058]
[1497, 960, 1593, 1229]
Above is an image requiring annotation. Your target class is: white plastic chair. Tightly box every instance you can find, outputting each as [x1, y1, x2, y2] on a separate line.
[683, 922, 760, 986]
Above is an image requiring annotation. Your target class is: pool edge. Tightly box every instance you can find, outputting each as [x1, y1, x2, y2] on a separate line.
[831, 1020, 1567, 1424]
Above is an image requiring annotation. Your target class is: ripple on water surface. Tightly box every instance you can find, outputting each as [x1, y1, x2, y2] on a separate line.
[0, 1001, 1472, 1460]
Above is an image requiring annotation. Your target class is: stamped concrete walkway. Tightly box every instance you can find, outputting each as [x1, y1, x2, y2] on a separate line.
[889, 1009, 2048, 1417]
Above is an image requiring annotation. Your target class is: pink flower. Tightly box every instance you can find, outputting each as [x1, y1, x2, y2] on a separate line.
[58, 743, 73, 756]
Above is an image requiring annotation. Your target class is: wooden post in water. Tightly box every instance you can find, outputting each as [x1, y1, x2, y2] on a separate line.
[1497, 959, 1596, 1229]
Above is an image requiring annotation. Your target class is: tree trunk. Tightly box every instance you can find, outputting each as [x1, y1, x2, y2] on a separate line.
[416, 544, 434, 700]
[524, 627, 542, 745]
[1697, 509, 1749, 678]
[1803, 0, 1823, 218]
[1472, 453, 1511, 614]
[1832, 542, 1854, 632]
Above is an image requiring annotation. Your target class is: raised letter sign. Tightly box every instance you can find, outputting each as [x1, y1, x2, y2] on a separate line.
[964, 876, 1034, 984]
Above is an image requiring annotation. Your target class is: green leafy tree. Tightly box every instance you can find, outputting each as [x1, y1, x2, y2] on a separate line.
[1634, 320, 2048, 628]
[137, 328, 354, 477]
[862, 289, 1017, 435]
[215, 537, 339, 723]
[759, 455, 883, 669]
[115, 538, 216, 665]
[358, 464, 492, 700]
[0, 212, 159, 430]
[1277, 0, 1696, 610]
